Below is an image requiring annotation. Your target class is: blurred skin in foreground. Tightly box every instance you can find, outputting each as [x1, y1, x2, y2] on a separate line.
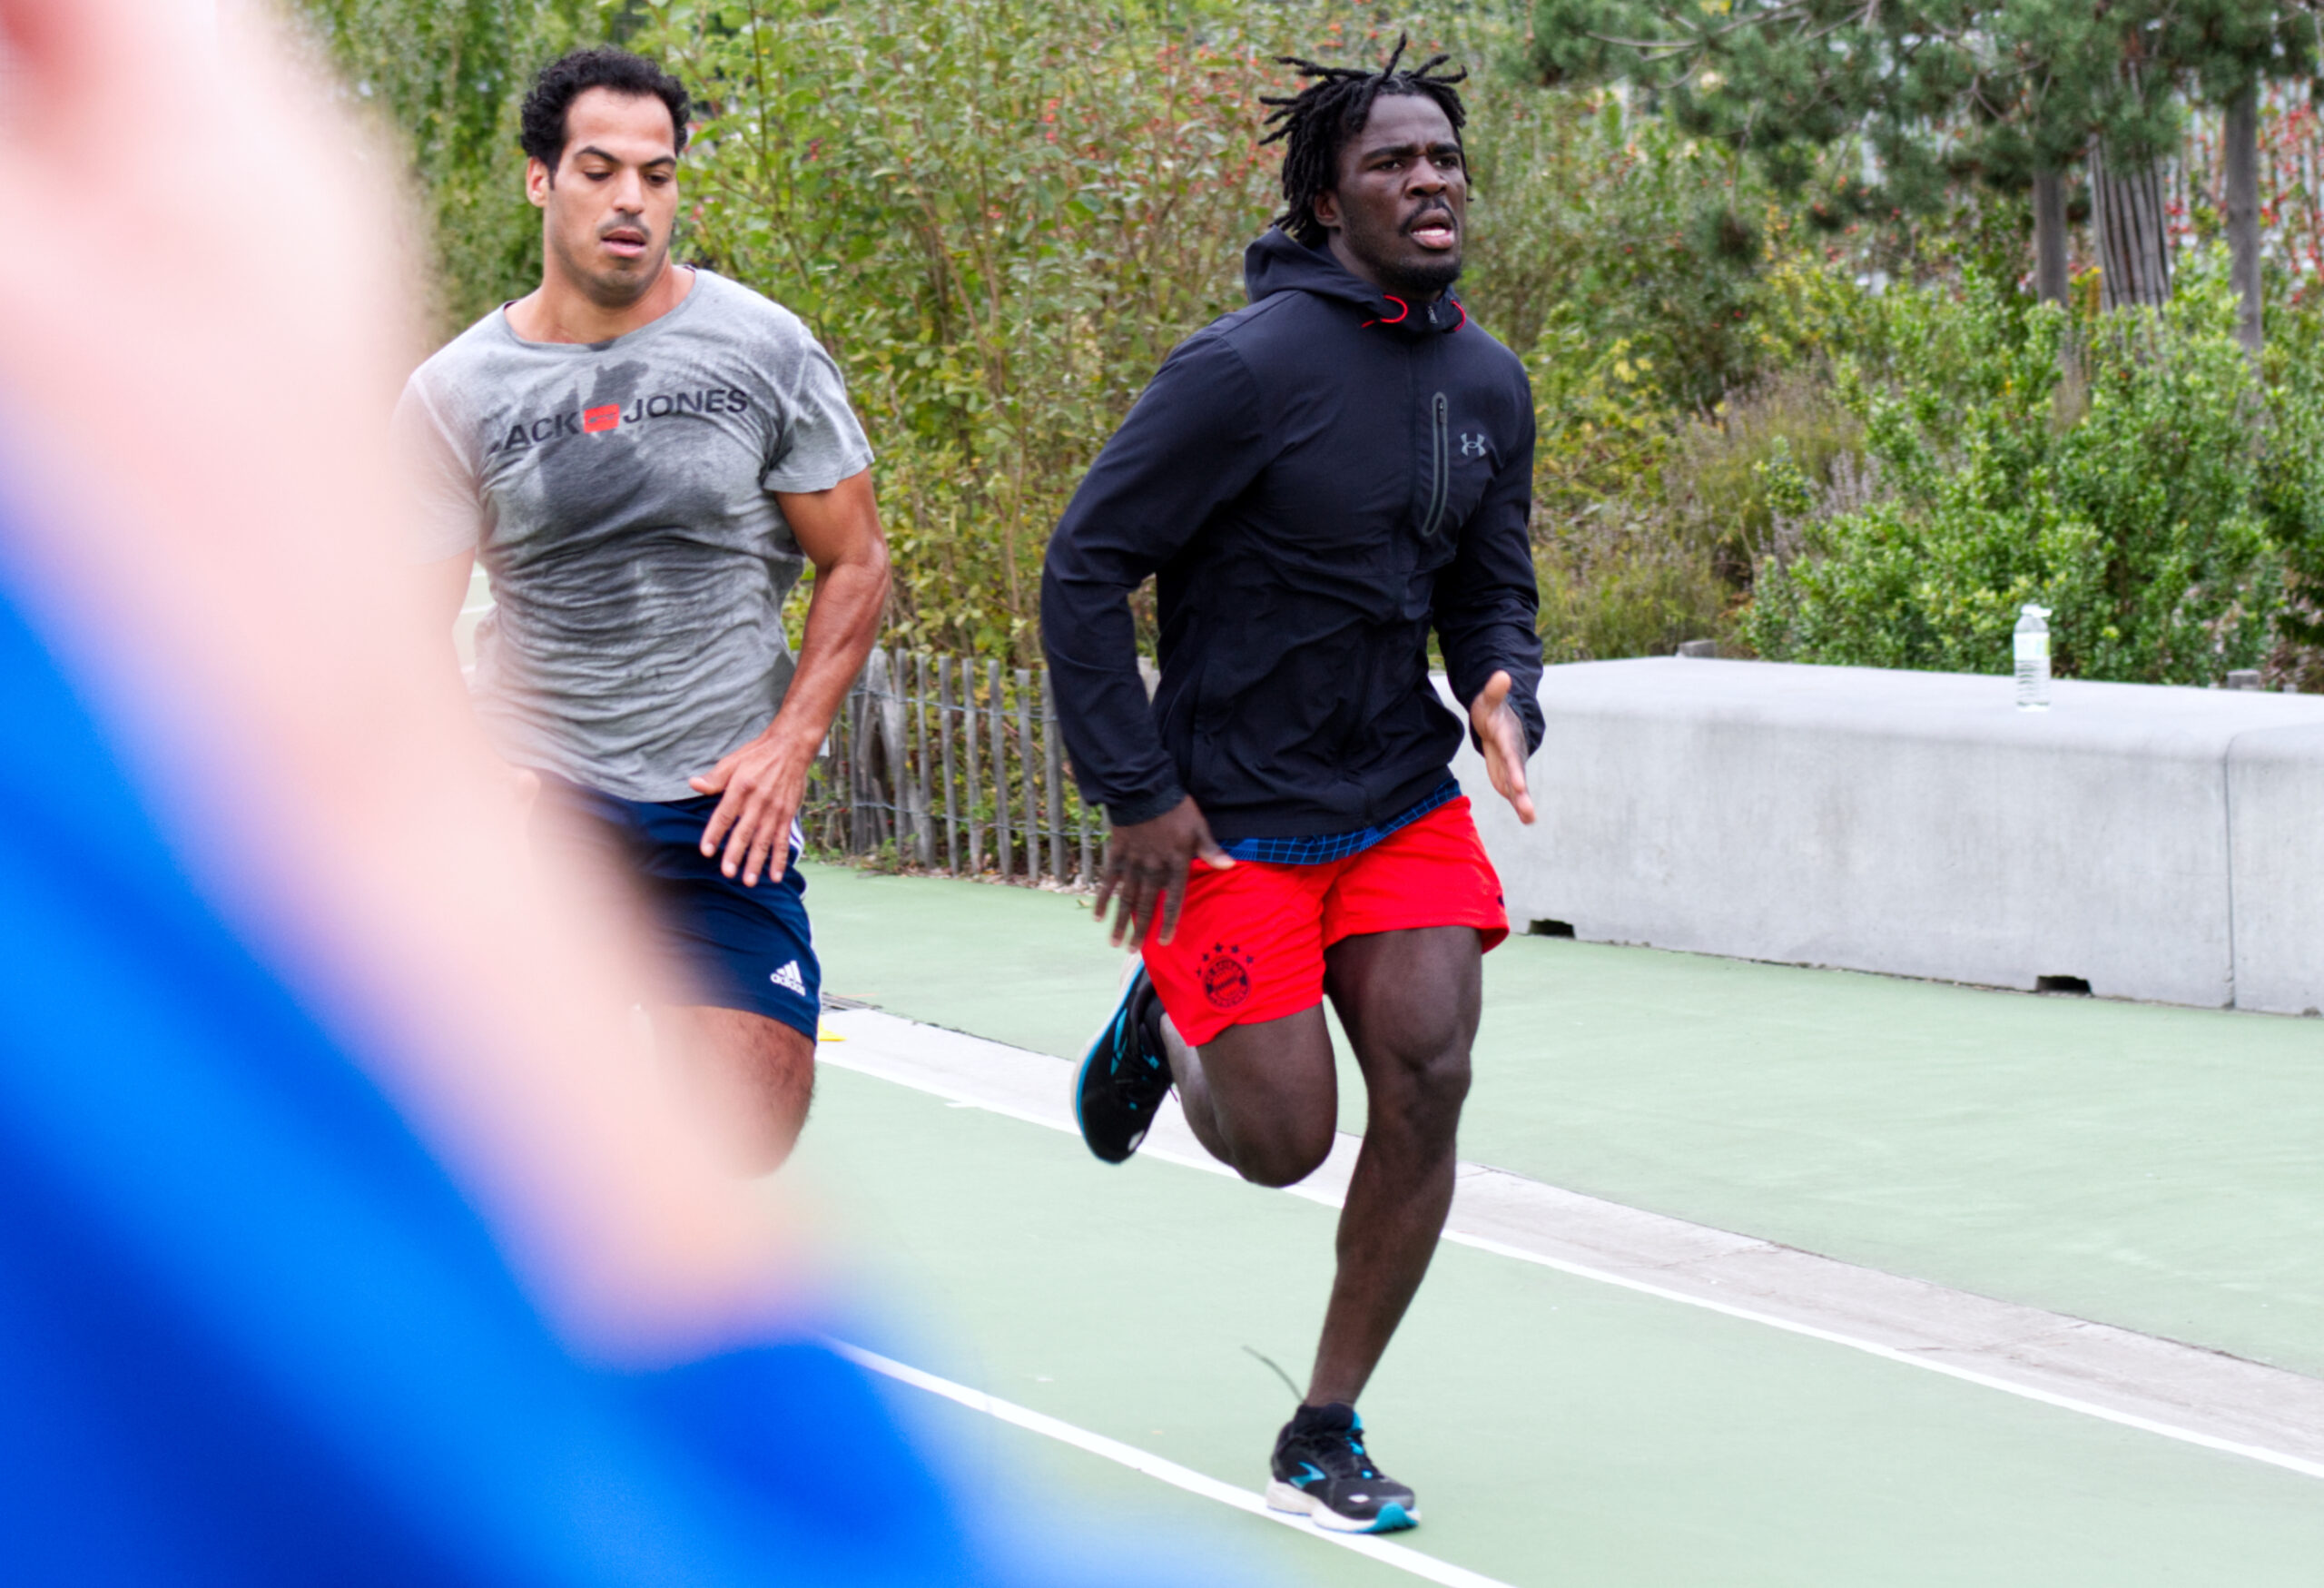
[0, 0, 799, 1361]
[0, 8, 1224, 1583]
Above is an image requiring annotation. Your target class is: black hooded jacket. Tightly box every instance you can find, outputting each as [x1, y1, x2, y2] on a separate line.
[1040, 230, 1544, 844]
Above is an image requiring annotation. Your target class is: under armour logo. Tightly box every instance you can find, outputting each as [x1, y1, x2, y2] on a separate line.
[1461, 433, 1490, 458]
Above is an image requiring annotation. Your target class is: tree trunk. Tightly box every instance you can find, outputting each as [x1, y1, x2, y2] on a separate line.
[2033, 165, 2070, 305]
[2225, 85, 2263, 352]
[2088, 140, 2172, 310]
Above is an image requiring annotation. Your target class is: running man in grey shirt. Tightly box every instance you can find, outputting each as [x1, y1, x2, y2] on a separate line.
[398, 48, 891, 1170]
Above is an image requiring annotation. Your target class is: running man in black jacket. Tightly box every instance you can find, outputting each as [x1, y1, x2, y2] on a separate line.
[1042, 43, 1543, 1534]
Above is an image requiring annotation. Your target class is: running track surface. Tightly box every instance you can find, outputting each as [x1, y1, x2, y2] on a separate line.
[783, 862, 2324, 1585]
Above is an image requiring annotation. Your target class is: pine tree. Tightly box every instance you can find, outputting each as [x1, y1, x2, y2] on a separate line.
[1529, 0, 2181, 308]
[2155, 2, 2319, 348]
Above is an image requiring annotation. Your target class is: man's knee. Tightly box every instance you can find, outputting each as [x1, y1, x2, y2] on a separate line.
[1227, 1111, 1336, 1189]
[1374, 1038, 1471, 1135]
[1422, 1043, 1472, 1112]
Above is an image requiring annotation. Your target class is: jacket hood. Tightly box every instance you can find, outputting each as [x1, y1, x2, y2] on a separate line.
[1242, 228, 1466, 337]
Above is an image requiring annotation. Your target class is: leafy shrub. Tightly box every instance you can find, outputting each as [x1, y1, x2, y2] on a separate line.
[1484, 94, 1849, 658]
[1529, 369, 1867, 660]
[1535, 504, 1733, 662]
[1742, 253, 2282, 685]
[2258, 298, 2324, 685]
[290, 0, 602, 336]
[617, 2, 1777, 662]
[303, 2, 2324, 685]
[1489, 93, 1774, 418]
[300, 0, 1825, 666]
[1664, 369, 1863, 587]
[624, 0, 1304, 660]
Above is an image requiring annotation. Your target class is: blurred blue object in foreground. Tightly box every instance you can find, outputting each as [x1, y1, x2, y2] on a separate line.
[0, 572, 1085, 1584]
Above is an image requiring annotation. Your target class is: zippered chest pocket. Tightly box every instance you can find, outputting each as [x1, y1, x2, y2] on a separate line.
[1413, 389, 1498, 567]
[1417, 390, 1452, 542]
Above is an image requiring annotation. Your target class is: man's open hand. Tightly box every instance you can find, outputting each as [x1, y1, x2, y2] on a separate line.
[691, 728, 815, 887]
[1471, 670, 1537, 825]
[1096, 795, 1234, 947]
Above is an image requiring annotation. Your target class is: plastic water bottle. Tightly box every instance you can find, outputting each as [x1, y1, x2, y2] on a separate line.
[2014, 604, 2052, 712]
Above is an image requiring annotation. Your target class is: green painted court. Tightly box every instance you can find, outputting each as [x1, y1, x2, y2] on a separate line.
[780, 862, 2324, 1586]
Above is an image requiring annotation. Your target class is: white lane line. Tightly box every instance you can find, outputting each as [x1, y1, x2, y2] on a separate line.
[828, 1338, 1520, 1588]
[1433, 1228, 2324, 1484]
[816, 1010, 2324, 1487]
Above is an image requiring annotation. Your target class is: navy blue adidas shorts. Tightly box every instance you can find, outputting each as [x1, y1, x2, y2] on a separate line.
[533, 775, 822, 1041]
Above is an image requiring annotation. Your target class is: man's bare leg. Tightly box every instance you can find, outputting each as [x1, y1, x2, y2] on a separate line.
[1308, 925, 1478, 1405]
[1164, 1004, 1336, 1187]
[1162, 924, 1477, 1403]
[655, 1005, 816, 1174]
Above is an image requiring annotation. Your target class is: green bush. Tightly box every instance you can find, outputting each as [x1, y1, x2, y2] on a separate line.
[1482, 91, 1838, 659]
[1742, 253, 2282, 685]
[622, 0, 1369, 660]
[1497, 94, 1774, 419]
[1535, 504, 1734, 662]
[290, 0, 603, 337]
[300, 2, 2324, 684]
[2258, 298, 2324, 684]
[1664, 369, 1863, 585]
[1529, 370, 1867, 661]
[617, 2, 1768, 662]
[297, 0, 1821, 665]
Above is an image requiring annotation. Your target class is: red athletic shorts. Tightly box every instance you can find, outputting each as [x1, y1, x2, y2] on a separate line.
[1139, 795, 1509, 1048]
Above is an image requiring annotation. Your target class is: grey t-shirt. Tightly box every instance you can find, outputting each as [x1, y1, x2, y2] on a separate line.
[394, 270, 872, 801]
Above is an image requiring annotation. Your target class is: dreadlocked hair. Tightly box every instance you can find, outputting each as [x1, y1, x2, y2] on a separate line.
[1260, 34, 1468, 249]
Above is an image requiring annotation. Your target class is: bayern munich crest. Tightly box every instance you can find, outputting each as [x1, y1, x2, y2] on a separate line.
[1199, 942, 1254, 1010]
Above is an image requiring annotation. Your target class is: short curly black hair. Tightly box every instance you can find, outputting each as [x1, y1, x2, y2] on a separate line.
[519, 47, 691, 172]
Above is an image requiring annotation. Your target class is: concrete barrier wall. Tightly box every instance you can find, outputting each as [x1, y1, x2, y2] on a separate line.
[2227, 725, 2324, 1014]
[1441, 659, 2324, 1011]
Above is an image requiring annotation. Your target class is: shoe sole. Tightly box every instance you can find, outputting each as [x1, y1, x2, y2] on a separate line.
[1265, 1479, 1420, 1534]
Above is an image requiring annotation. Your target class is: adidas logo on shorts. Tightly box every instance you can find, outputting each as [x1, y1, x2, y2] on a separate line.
[769, 961, 808, 997]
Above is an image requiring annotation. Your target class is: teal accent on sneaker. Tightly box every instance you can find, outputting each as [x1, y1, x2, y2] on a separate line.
[1072, 964, 1172, 1164]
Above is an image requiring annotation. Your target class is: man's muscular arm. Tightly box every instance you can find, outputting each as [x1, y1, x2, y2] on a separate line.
[1042, 331, 1268, 945]
[692, 468, 891, 887]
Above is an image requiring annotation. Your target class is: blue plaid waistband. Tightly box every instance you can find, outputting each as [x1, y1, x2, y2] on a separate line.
[1219, 778, 1462, 866]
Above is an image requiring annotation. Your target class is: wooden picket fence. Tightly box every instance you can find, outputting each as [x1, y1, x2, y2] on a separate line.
[803, 648, 1101, 885]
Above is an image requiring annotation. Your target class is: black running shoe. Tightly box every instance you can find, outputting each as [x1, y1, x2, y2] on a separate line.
[1072, 963, 1172, 1163]
[1266, 1402, 1419, 1534]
